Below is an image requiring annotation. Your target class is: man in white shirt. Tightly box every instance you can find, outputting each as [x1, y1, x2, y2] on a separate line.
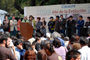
[78, 37, 90, 60]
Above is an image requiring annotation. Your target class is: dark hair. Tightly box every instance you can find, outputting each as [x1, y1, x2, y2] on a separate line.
[24, 50, 36, 60]
[37, 17, 41, 20]
[14, 39, 23, 46]
[35, 37, 40, 42]
[4, 15, 8, 19]
[50, 16, 53, 19]
[53, 38, 61, 48]
[40, 31, 45, 37]
[5, 32, 10, 37]
[29, 15, 33, 18]
[17, 32, 22, 39]
[87, 17, 90, 20]
[79, 15, 83, 18]
[35, 32, 41, 37]
[60, 15, 63, 17]
[23, 41, 32, 50]
[79, 37, 89, 45]
[70, 35, 78, 44]
[56, 16, 59, 19]
[45, 41, 54, 53]
[66, 49, 81, 60]
[0, 35, 8, 44]
[69, 16, 73, 18]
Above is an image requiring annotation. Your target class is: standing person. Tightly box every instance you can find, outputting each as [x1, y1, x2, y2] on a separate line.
[78, 37, 90, 60]
[22, 16, 29, 23]
[77, 15, 84, 36]
[3, 15, 10, 33]
[55, 16, 60, 33]
[29, 15, 36, 36]
[36, 17, 42, 32]
[41, 17, 47, 36]
[59, 15, 66, 36]
[85, 17, 90, 28]
[44, 42, 62, 60]
[10, 16, 17, 36]
[17, 18, 22, 32]
[67, 16, 76, 38]
[48, 17, 55, 34]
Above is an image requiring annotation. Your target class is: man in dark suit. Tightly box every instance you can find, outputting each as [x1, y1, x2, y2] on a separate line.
[67, 16, 76, 38]
[59, 15, 66, 36]
[85, 17, 90, 28]
[77, 15, 84, 36]
[55, 16, 60, 33]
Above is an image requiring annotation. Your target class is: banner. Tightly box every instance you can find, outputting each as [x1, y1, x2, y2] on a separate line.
[24, 4, 90, 16]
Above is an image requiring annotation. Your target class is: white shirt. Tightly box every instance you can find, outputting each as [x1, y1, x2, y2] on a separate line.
[78, 46, 90, 60]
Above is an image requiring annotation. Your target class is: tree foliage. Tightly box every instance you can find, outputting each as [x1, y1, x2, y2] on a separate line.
[0, 0, 90, 17]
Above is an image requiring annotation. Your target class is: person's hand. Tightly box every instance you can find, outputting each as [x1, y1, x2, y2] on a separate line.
[11, 46, 15, 51]
[10, 23, 13, 25]
[59, 20, 61, 22]
[77, 24, 79, 25]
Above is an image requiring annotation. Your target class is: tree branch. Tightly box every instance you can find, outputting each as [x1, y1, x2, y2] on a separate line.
[40, 0, 49, 5]
[14, 0, 24, 14]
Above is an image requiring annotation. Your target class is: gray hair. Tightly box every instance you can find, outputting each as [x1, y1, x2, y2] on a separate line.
[52, 31, 61, 38]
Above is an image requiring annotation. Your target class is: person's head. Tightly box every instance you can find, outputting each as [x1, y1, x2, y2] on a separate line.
[66, 49, 81, 60]
[56, 16, 59, 20]
[12, 15, 15, 20]
[72, 43, 81, 50]
[70, 35, 78, 44]
[24, 16, 27, 20]
[44, 41, 55, 56]
[18, 18, 21, 22]
[5, 32, 10, 37]
[79, 37, 89, 47]
[42, 17, 45, 21]
[79, 15, 83, 20]
[29, 15, 33, 20]
[64, 36, 69, 41]
[17, 32, 22, 39]
[53, 38, 61, 48]
[52, 32, 61, 38]
[4, 15, 8, 20]
[0, 35, 10, 47]
[24, 50, 36, 60]
[40, 31, 45, 37]
[14, 39, 23, 49]
[37, 17, 41, 21]
[23, 41, 32, 50]
[60, 15, 63, 19]
[60, 33, 64, 39]
[69, 16, 73, 20]
[35, 32, 41, 38]
[35, 37, 41, 44]
[31, 42, 36, 50]
[87, 17, 90, 21]
[50, 16, 53, 21]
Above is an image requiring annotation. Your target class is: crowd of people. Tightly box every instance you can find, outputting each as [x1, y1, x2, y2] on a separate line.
[0, 15, 90, 60]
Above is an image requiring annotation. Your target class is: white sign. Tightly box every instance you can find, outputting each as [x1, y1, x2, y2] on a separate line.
[24, 4, 90, 16]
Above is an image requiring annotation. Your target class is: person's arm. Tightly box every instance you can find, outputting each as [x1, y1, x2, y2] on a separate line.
[79, 20, 84, 27]
[11, 46, 18, 60]
[8, 49, 17, 60]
